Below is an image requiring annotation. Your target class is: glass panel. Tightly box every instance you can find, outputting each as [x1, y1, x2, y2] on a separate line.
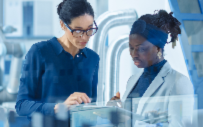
[184, 21, 203, 77]
[183, 21, 203, 45]
[0, 97, 198, 126]
[177, 0, 201, 13]
[192, 52, 203, 77]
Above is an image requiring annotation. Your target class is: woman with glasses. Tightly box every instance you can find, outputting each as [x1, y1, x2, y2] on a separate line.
[16, 0, 99, 116]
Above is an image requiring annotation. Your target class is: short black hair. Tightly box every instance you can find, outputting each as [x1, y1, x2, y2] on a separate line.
[57, 0, 94, 25]
[138, 10, 181, 44]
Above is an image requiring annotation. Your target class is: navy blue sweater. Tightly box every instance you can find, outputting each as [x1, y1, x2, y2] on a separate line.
[128, 60, 167, 98]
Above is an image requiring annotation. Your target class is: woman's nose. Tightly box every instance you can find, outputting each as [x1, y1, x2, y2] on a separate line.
[80, 33, 89, 40]
[131, 49, 139, 57]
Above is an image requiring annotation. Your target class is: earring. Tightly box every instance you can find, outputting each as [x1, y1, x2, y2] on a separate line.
[157, 51, 162, 59]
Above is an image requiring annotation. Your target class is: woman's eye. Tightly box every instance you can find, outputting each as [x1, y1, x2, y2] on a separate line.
[138, 48, 145, 52]
[75, 30, 82, 33]
[130, 47, 134, 50]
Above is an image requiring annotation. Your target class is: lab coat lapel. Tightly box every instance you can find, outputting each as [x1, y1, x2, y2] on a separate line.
[137, 62, 171, 114]
[121, 69, 143, 102]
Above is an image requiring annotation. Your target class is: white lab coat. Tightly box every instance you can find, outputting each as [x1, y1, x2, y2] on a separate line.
[122, 62, 194, 127]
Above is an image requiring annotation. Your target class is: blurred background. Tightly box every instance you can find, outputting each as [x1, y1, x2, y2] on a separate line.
[0, 0, 202, 111]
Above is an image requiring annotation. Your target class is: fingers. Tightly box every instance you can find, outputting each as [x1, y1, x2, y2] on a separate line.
[69, 96, 83, 104]
[64, 98, 79, 106]
[80, 95, 89, 103]
[110, 96, 120, 100]
[68, 100, 79, 105]
[110, 92, 120, 100]
[74, 92, 91, 103]
[64, 92, 91, 106]
[116, 92, 120, 98]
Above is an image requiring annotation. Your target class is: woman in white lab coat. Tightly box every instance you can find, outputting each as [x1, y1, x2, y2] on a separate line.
[111, 10, 194, 127]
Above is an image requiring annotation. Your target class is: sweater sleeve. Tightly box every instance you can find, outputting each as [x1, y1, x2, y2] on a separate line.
[15, 44, 56, 116]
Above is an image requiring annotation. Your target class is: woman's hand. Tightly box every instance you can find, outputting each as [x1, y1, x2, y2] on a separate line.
[110, 92, 120, 100]
[106, 92, 122, 107]
[64, 92, 91, 105]
[54, 92, 91, 112]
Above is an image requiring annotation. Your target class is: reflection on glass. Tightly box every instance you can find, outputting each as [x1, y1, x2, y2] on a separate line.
[70, 95, 195, 127]
[0, 95, 198, 127]
[184, 21, 203, 45]
[177, 0, 201, 13]
[71, 101, 132, 127]
[184, 21, 203, 77]
[192, 52, 203, 77]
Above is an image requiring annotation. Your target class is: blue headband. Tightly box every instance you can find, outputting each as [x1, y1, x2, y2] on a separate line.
[130, 20, 168, 49]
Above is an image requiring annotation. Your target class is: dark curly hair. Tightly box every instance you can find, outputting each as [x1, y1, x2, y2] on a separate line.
[57, 0, 94, 25]
[139, 10, 181, 44]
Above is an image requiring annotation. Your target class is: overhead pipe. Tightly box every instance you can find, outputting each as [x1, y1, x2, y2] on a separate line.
[105, 35, 129, 102]
[88, 9, 138, 103]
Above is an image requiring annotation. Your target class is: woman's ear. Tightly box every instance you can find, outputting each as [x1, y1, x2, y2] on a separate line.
[157, 47, 162, 53]
[155, 46, 160, 53]
[60, 20, 65, 30]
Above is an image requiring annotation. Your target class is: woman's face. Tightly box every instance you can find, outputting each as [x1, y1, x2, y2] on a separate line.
[129, 34, 161, 68]
[62, 14, 94, 49]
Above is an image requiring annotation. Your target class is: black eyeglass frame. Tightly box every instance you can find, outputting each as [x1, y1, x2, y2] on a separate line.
[64, 20, 98, 37]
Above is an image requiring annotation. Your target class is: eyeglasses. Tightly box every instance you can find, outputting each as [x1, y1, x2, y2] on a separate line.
[64, 21, 98, 38]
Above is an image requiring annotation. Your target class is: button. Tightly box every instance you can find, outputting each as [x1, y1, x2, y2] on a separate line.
[77, 55, 79, 57]
[81, 53, 82, 54]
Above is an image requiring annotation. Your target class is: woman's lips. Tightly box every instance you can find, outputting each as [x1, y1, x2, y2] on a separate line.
[80, 42, 87, 45]
[133, 60, 141, 66]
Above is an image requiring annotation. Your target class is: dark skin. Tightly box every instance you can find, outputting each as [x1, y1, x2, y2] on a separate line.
[110, 34, 164, 101]
[129, 34, 164, 68]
